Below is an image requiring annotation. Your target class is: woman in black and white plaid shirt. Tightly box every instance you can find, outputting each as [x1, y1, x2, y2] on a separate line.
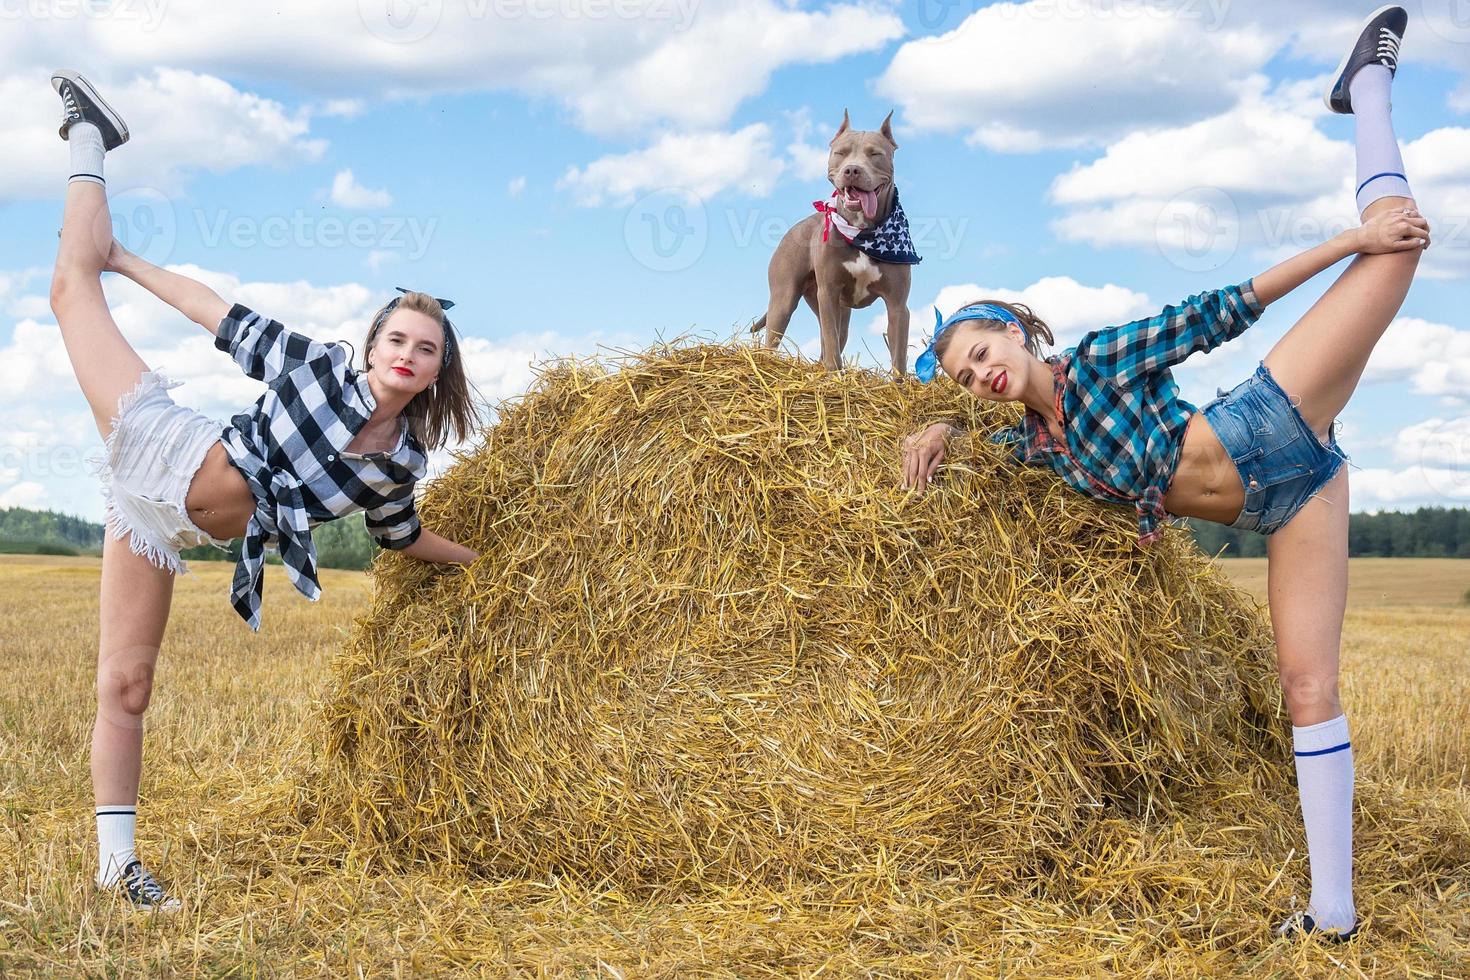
[48, 71, 480, 910]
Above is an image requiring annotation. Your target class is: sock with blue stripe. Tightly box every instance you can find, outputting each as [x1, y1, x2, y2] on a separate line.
[1349, 65, 1411, 213]
[1292, 713, 1356, 932]
[95, 804, 137, 889]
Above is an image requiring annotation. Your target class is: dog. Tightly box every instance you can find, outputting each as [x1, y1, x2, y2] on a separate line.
[750, 110, 919, 375]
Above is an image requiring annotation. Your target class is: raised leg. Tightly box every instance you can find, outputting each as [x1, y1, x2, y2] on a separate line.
[49, 179, 152, 441]
[1262, 194, 1419, 439]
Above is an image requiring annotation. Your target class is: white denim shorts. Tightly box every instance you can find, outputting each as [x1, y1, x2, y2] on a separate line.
[87, 370, 235, 575]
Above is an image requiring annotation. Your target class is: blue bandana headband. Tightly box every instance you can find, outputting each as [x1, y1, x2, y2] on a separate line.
[914, 303, 1028, 383]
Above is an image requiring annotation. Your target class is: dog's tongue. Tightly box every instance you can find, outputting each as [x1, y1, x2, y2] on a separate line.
[856, 187, 877, 219]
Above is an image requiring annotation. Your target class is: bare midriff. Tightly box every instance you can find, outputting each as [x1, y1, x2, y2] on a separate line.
[1162, 412, 1246, 526]
[182, 441, 255, 540]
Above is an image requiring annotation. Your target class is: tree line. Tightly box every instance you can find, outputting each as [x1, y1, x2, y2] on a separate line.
[1185, 506, 1470, 558]
[0, 505, 379, 570]
[5, 504, 1470, 565]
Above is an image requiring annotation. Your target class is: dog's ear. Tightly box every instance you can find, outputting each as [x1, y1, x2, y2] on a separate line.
[879, 110, 898, 149]
[830, 108, 851, 145]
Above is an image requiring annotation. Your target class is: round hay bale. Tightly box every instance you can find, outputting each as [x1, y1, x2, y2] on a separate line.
[316, 343, 1287, 892]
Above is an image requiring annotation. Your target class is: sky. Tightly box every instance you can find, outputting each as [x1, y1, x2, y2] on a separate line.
[1, 0, 1468, 522]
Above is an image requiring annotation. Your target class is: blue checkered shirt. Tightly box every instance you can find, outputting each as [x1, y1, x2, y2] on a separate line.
[216, 305, 426, 629]
[990, 280, 1264, 546]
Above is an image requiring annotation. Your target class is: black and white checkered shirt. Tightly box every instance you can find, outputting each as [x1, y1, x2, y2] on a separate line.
[215, 305, 426, 630]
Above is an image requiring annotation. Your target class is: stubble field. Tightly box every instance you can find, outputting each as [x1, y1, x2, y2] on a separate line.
[0, 554, 1466, 977]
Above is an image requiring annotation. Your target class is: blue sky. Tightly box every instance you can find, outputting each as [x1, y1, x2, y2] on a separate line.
[1, 0, 1468, 521]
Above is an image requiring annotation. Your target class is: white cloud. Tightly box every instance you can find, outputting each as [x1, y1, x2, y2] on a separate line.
[0, 481, 48, 509]
[859, 276, 1154, 372]
[1354, 412, 1470, 521]
[1045, 77, 1470, 279]
[1363, 317, 1470, 401]
[329, 168, 393, 209]
[559, 124, 783, 206]
[1351, 464, 1470, 511]
[0, 405, 103, 518]
[318, 98, 364, 118]
[507, 176, 528, 199]
[875, 1, 1275, 151]
[43, 1, 900, 140]
[365, 250, 398, 273]
[0, 268, 49, 315]
[0, 68, 324, 202]
[0, 320, 78, 404]
[562, 1, 904, 137]
[1393, 417, 1470, 470]
[783, 108, 834, 184]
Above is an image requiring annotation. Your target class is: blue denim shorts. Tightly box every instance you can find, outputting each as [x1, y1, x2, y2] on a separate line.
[1198, 361, 1350, 535]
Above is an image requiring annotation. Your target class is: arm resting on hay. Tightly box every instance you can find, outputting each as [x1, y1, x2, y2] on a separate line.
[399, 529, 479, 564]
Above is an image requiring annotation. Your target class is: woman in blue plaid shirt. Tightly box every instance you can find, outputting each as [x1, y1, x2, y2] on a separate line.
[900, 7, 1423, 944]
[47, 72, 481, 910]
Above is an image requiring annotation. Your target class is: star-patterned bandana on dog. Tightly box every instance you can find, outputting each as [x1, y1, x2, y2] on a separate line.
[812, 187, 922, 265]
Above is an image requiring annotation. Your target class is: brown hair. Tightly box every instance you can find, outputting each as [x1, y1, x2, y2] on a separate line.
[932, 299, 1055, 365]
[362, 291, 482, 451]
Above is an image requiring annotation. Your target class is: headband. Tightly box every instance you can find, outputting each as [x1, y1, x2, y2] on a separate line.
[914, 303, 1028, 383]
[377, 286, 457, 368]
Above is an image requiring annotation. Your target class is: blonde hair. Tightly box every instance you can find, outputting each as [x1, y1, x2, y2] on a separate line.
[362, 291, 482, 451]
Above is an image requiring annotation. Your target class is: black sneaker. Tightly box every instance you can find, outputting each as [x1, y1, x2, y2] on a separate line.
[1324, 5, 1407, 114]
[51, 70, 129, 150]
[114, 859, 182, 911]
[1276, 910, 1360, 943]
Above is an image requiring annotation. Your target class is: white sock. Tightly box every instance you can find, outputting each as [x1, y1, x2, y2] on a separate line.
[1292, 714, 1356, 932]
[1349, 65, 1411, 213]
[68, 121, 106, 187]
[95, 804, 137, 888]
